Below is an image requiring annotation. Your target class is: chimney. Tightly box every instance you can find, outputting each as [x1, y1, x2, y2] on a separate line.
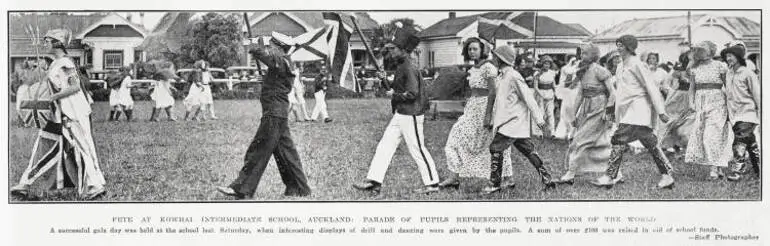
[449, 12, 456, 19]
[139, 12, 145, 27]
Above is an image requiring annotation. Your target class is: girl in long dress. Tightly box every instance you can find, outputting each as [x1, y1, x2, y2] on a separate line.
[556, 44, 617, 184]
[658, 52, 695, 153]
[685, 41, 734, 180]
[117, 67, 135, 121]
[533, 55, 558, 137]
[149, 69, 178, 121]
[438, 37, 514, 190]
[10, 40, 106, 200]
[553, 56, 579, 140]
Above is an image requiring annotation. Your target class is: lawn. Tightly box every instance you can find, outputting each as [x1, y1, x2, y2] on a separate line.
[8, 99, 761, 202]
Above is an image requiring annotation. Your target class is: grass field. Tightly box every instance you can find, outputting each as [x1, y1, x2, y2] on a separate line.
[8, 99, 761, 202]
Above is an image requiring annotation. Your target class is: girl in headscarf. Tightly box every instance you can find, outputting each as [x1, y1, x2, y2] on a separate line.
[658, 52, 696, 154]
[553, 55, 579, 140]
[555, 44, 618, 184]
[685, 41, 734, 180]
[533, 55, 558, 137]
[439, 37, 514, 191]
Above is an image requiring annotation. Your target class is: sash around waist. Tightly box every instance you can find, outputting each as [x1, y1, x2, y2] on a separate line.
[677, 81, 690, 91]
[537, 83, 554, 90]
[581, 87, 608, 98]
[694, 83, 723, 91]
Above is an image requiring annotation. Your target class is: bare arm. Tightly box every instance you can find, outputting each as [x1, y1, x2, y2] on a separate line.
[50, 75, 82, 101]
[483, 65, 499, 128]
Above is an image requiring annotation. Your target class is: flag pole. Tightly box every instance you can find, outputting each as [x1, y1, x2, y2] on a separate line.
[532, 11, 538, 57]
[687, 11, 692, 48]
[242, 13, 263, 76]
[349, 15, 389, 90]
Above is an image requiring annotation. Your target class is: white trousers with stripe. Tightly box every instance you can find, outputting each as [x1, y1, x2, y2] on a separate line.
[311, 90, 329, 120]
[366, 113, 439, 186]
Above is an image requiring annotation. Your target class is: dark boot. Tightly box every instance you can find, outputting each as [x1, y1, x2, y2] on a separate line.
[748, 142, 761, 177]
[513, 139, 555, 191]
[607, 144, 629, 180]
[115, 111, 122, 121]
[108, 110, 115, 121]
[126, 109, 134, 122]
[149, 108, 158, 122]
[486, 151, 505, 192]
[165, 107, 177, 121]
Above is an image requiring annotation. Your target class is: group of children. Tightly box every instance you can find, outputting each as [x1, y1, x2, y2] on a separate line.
[103, 60, 218, 123]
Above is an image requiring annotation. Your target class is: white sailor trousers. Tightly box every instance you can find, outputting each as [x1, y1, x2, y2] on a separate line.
[366, 113, 439, 186]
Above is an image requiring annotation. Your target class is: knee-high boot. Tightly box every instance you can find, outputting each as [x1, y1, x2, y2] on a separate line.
[749, 142, 761, 177]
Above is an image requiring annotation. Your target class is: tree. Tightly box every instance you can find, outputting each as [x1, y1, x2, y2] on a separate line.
[372, 18, 422, 50]
[372, 18, 422, 71]
[178, 13, 243, 68]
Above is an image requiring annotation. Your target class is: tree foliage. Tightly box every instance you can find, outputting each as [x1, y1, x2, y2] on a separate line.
[178, 13, 243, 69]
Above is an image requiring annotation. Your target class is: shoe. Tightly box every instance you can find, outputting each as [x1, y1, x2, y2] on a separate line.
[352, 180, 381, 195]
[324, 118, 333, 123]
[590, 175, 616, 189]
[438, 180, 460, 190]
[556, 171, 575, 185]
[708, 167, 724, 180]
[216, 186, 247, 199]
[84, 187, 106, 200]
[543, 182, 557, 191]
[10, 184, 29, 197]
[657, 174, 675, 189]
[168, 118, 177, 122]
[481, 185, 501, 194]
[414, 185, 439, 194]
[726, 173, 742, 182]
[613, 171, 626, 184]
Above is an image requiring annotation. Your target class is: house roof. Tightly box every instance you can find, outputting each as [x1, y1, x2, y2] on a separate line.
[248, 11, 380, 33]
[418, 12, 591, 39]
[592, 15, 760, 40]
[138, 12, 194, 54]
[566, 23, 593, 36]
[10, 13, 106, 56]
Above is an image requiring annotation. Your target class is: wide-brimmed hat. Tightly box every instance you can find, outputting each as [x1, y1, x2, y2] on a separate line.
[720, 45, 747, 66]
[492, 45, 516, 66]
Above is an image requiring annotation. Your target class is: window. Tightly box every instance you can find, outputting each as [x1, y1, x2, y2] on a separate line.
[103, 50, 123, 69]
[71, 57, 81, 66]
[85, 50, 93, 66]
[134, 50, 143, 63]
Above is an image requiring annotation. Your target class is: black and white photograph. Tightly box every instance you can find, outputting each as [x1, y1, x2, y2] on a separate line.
[6, 9, 762, 202]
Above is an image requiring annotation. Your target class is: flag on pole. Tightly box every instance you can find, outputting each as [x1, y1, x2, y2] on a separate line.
[287, 27, 330, 62]
[322, 12, 360, 93]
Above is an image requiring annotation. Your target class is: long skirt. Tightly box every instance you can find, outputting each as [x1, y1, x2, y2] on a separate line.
[554, 86, 578, 139]
[200, 85, 214, 105]
[444, 96, 513, 178]
[566, 94, 613, 173]
[658, 89, 695, 149]
[685, 90, 733, 167]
